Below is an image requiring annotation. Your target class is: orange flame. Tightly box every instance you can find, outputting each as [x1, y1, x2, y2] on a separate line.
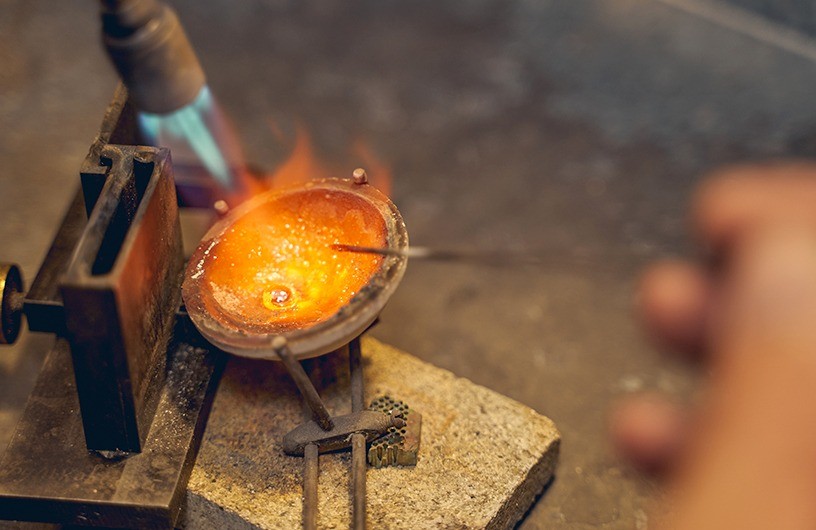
[265, 124, 333, 189]
[261, 122, 393, 198]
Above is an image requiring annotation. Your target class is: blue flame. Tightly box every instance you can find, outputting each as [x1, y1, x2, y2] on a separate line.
[138, 86, 238, 191]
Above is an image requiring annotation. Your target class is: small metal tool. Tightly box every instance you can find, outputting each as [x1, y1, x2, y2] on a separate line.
[332, 244, 594, 267]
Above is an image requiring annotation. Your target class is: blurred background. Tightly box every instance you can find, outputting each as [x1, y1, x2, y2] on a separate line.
[3, 0, 816, 527]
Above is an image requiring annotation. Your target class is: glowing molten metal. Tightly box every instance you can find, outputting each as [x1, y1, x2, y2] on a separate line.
[185, 183, 388, 335]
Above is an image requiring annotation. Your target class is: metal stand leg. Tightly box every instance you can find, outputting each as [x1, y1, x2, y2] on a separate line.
[276, 336, 375, 530]
[303, 443, 319, 530]
[349, 337, 367, 530]
[275, 338, 329, 530]
[274, 337, 334, 431]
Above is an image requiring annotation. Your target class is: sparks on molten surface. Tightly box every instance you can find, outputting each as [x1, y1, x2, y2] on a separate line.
[189, 187, 387, 334]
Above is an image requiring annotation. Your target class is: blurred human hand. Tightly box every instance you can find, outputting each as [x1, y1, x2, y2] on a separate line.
[611, 162, 816, 529]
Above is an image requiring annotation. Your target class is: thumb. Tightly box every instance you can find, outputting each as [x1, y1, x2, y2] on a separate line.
[715, 226, 816, 364]
[667, 226, 816, 530]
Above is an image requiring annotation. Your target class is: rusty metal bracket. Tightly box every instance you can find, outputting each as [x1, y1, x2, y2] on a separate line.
[0, 86, 225, 528]
[282, 410, 403, 456]
[61, 144, 183, 453]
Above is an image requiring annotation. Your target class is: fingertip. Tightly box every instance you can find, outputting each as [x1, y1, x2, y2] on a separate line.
[637, 260, 710, 357]
[692, 165, 758, 250]
[609, 393, 688, 475]
[692, 161, 816, 251]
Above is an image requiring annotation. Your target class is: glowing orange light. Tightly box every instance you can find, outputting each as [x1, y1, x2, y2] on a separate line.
[188, 185, 387, 334]
[265, 124, 333, 190]
[262, 122, 393, 196]
[185, 122, 400, 342]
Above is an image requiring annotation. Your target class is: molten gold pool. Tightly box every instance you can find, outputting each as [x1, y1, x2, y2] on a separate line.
[182, 177, 407, 359]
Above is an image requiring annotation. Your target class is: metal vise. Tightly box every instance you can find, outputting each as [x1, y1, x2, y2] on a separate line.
[0, 87, 223, 528]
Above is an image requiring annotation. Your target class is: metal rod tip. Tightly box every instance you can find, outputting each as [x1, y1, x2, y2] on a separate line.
[352, 168, 368, 185]
[213, 199, 229, 216]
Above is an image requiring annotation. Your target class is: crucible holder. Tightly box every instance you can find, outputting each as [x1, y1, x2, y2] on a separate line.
[0, 85, 225, 528]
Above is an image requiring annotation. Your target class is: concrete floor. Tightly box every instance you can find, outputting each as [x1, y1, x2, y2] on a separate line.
[3, 0, 816, 528]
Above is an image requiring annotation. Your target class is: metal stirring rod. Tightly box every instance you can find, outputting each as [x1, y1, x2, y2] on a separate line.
[332, 244, 597, 267]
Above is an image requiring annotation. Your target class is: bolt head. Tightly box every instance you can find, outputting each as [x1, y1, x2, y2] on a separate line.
[352, 168, 368, 185]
